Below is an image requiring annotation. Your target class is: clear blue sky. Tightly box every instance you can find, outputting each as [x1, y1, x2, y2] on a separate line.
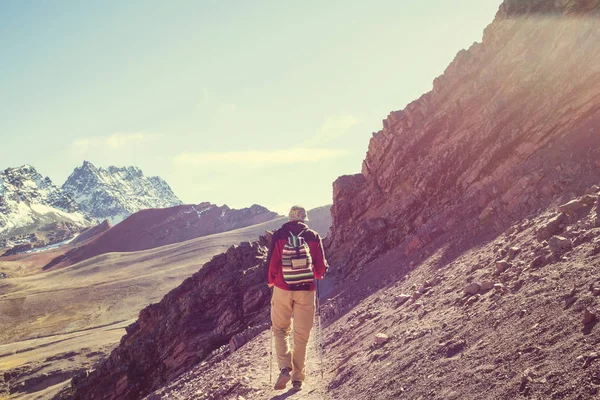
[0, 0, 500, 214]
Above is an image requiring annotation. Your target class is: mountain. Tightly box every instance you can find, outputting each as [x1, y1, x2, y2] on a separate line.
[52, 1, 600, 399]
[61, 161, 182, 225]
[305, 205, 332, 237]
[43, 202, 280, 269]
[327, 0, 600, 274]
[0, 165, 93, 245]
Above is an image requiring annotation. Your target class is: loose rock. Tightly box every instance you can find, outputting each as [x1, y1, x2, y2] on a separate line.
[558, 198, 587, 214]
[583, 352, 599, 368]
[374, 333, 389, 345]
[464, 283, 481, 295]
[495, 260, 511, 273]
[536, 213, 567, 241]
[530, 255, 547, 269]
[548, 236, 572, 254]
[465, 295, 480, 306]
[584, 309, 596, 325]
[395, 294, 412, 306]
[494, 283, 507, 293]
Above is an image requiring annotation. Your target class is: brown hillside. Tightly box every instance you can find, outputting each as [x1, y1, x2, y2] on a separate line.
[44, 203, 279, 270]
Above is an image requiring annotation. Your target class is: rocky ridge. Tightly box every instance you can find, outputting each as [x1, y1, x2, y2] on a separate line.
[328, 0, 600, 276]
[62, 161, 182, 225]
[56, 240, 272, 400]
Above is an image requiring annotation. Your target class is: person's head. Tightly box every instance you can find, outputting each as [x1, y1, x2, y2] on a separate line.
[288, 205, 309, 222]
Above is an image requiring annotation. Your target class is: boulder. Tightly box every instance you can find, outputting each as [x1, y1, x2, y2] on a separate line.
[548, 236, 572, 254]
[495, 260, 511, 273]
[464, 283, 481, 295]
[585, 185, 600, 195]
[535, 213, 567, 241]
[529, 255, 547, 269]
[374, 333, 389, 345]
[411, 291, 423, 301]
[558, 198, 587, 214]
[584, 309, 596, 325]
[508, 246, 521, 259]
[395, 294, 412, 306]
[494, 283, 507, 294]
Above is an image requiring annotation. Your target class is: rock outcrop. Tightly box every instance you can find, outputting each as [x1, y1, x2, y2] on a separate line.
[328, 0, 600, 273]
[57, 240, 271, 400]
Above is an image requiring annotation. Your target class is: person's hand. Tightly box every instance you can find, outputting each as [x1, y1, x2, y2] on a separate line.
[268, 283, 274, 288]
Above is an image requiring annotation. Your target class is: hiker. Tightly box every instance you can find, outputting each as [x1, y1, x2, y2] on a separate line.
[267, 205, 328, 391]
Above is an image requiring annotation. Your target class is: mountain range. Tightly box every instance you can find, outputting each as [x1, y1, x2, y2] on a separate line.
[0, 161, 183, 250]
[54, 1, 600, 399]
[0, 165, 92, 247]
[61, 161, 182, 225]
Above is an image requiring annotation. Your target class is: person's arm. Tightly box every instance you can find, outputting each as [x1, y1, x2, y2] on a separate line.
[267, 233, 282, 286]
[311, 233, 328, 279]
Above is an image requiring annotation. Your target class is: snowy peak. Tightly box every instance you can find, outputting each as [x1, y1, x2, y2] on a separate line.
[0, 165, 91, 239]
[62, 161, 183, 225]
[0, 165, 78, 212]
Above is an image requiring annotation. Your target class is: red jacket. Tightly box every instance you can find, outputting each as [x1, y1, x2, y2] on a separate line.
[267, 221, 328, 291]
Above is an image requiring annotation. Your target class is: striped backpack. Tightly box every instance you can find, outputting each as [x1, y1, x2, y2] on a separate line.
[282, 229, 314, 286]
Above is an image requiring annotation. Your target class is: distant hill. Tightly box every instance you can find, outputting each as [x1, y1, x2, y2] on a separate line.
[43, 202, 280, 269]
[306, 205, 332, 237]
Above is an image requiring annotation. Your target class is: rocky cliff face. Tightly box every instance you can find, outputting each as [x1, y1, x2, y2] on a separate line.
[62, 161, 182, 225]
[328, 0, 600, 273]
[44, 202, 279, 269]
[57, 240, 271, 400]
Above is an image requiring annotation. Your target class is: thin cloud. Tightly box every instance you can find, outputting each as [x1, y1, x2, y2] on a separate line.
[304, 115, 361, 146]
[71, 133, 162, 154]
[174, 148, 348, 167]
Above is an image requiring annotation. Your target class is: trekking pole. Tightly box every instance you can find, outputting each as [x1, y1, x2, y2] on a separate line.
[270, 327, 273, 384]
[269, 287, 274, 384]
[316, 280, 324, 379]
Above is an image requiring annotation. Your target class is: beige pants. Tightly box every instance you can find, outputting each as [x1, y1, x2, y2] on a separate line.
[271, 286, 315, 382]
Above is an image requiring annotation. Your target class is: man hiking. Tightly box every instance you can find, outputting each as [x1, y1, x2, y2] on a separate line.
[267, 205, 328, 391]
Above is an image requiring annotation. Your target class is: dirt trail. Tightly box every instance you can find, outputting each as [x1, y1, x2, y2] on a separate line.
[146, 319, 334, 400]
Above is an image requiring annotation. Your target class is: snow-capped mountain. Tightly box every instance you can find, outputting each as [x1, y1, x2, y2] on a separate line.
[0, 165, 93, 240]
[61, 161, 183, 225]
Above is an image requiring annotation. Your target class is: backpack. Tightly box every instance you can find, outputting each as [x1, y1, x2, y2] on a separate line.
[281, 229, 314, 286]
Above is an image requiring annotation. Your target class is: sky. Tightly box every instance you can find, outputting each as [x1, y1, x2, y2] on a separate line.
[0, 0, 501, 215]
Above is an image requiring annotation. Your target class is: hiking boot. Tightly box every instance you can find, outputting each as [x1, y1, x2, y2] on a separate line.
[273, 368, 291, 390]
[292, 381, 302, 391]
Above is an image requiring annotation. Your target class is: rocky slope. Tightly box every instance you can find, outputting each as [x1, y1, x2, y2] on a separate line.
[43, 203, 279, 269]
[56, 240, 272, 400]
[141, 189, 600, 400]
[0, 165, 93, 247]
[328, 0, 600, 276]
[62, 161, 182, 225]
